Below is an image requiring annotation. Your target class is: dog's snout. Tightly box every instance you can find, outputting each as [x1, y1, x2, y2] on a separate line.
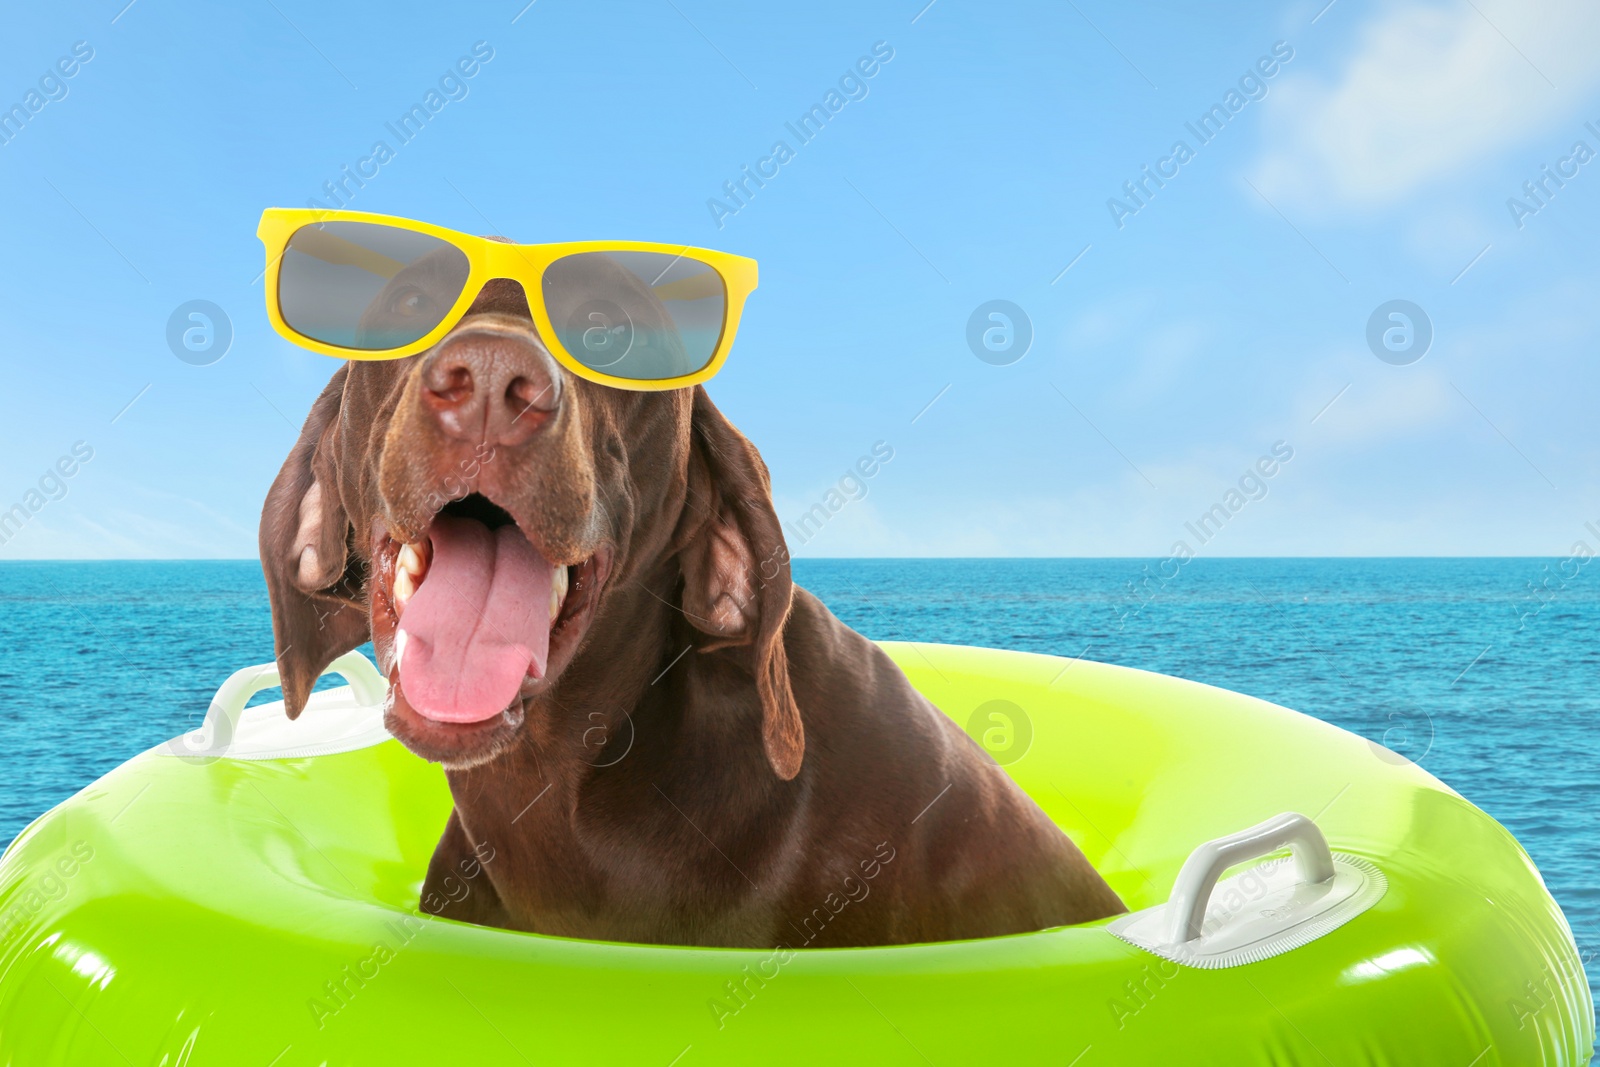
[420, 328, 561, 446]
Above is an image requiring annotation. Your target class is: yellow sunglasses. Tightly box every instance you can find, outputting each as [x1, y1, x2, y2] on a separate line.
[256, 208, 758, 391]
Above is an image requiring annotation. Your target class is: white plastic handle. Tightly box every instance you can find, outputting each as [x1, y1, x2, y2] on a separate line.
[1166, 812, 1335, 944]
[196, 651, 387, 749]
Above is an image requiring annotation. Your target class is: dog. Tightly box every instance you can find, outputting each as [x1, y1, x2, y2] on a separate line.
[259, 261, 1125, 948]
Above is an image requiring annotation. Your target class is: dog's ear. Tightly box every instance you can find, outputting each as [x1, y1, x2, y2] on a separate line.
[673, 386, 803, 780]
[259, 366, 369, 719]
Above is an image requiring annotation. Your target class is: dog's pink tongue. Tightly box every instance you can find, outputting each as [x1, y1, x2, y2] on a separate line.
[397, 515, 554, 724]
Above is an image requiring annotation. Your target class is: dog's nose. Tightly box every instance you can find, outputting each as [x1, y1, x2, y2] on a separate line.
[419, 328, 561, 446]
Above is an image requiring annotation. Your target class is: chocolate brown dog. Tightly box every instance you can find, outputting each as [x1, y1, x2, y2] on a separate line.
[259, 267, 1124, 947]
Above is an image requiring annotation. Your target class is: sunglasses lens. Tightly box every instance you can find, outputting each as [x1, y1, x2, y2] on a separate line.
[278, 222, 470, 351]
[542, 252, 727, 380]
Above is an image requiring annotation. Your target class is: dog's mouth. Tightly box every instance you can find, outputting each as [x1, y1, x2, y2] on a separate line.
[371, 493, 610, 739]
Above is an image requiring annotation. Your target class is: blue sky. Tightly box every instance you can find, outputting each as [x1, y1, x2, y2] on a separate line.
[2, 0, 1598, 558]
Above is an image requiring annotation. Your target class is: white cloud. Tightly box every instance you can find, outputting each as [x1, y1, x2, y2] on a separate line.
[1110, 318, 1211, 405]
[1252, 0, 1600, 212]
[1297, 367, 1456, 447]
[0, 503, 256, 560]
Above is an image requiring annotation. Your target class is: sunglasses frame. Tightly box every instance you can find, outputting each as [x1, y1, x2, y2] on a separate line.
[256, 208, 758, 391]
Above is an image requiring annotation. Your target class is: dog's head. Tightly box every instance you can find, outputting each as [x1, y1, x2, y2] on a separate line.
[259, 262, 802, 777]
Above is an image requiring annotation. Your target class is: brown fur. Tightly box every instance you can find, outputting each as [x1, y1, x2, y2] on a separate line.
[259, 272, 1124, 947]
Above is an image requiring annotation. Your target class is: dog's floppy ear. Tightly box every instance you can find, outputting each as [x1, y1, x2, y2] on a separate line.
[259, 366, 369, 719]
[673, 386, 803, 779]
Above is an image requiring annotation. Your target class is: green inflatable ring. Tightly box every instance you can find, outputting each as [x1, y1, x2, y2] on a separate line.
[0, 643, 1591, 1065]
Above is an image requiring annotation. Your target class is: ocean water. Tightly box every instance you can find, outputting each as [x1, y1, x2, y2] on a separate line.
[1, 559, 1595, 1053]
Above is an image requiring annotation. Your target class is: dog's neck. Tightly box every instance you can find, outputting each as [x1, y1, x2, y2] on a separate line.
[440, 557, 766, 859]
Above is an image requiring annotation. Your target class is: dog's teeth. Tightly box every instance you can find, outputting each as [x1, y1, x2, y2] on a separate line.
[394, 565, 416, 607]
[549, 566, 569, 622]
[393, 628, 408, 666]
[394, 541, 427, 609]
